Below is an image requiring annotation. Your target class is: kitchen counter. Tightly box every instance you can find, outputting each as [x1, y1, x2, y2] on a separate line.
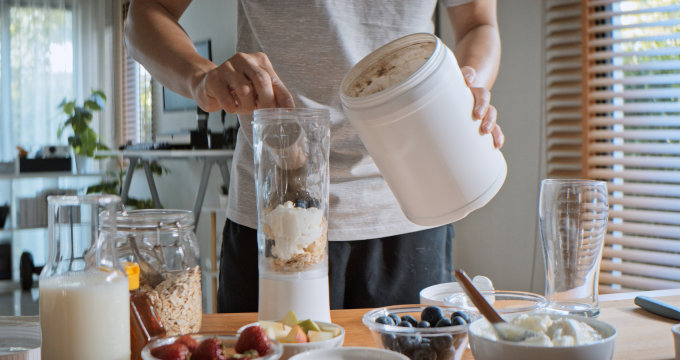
[202, 289, 680, 359]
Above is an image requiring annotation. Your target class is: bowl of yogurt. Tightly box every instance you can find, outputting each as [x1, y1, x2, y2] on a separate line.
[468, 312, 616, 360]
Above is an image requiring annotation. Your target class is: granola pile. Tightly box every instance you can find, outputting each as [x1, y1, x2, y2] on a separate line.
[140, 265, 202, 336]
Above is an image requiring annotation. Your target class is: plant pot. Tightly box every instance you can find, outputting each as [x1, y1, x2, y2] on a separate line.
[74, 155, 91, 174]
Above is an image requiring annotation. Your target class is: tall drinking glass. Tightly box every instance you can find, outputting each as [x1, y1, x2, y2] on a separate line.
[539, 179, 609, 317]
[253, 108, 331, 322]
[39, 195, 130, 360]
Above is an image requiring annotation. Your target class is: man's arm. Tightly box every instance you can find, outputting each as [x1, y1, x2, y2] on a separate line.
[447, 0, 503, 148]
[124, 0, 293, 114]
[447, 0, 501, 90]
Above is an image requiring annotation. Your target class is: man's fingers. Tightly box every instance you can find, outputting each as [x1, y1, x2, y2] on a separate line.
[238, 52, 277, 109]
[198, 52, 293, 114]
[272, 76, 295, 108]
[492, 124, 504, 149]
[255, 52, 294, 108]
[461, 66, 476, 86]
[470, 87, 490, 120]
[480, 104, 497, 134]
[224, 70, 257, 112]
[205, 68, 244, 113]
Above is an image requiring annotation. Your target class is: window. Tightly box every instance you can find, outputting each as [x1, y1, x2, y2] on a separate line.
[545, 0, 680, 292]
[0, 1, 73, 161]
[120, 1, 152, 147]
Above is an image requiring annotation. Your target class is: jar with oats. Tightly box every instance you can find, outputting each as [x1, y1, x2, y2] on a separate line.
[106, 209, 202, 337]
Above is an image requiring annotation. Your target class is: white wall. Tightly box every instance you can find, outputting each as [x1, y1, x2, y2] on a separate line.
[441, 0, 547, 293]
[146, 0, 548, 307]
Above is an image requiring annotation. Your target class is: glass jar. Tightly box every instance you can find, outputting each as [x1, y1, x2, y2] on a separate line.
[39, 195, 130, 360]
[106, 209, 202, 336]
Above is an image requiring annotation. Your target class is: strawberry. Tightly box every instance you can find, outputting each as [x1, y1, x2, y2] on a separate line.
[192, 337, 226, 360]
[235, 325, 271, 356]
[150, 343, 190, 360]
[175, 334, 199, 352]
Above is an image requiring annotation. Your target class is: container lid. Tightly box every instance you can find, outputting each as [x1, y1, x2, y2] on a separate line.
[123, 262, 140, 291]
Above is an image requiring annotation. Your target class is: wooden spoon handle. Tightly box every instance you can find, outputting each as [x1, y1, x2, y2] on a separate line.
[454, 269, 505, 324]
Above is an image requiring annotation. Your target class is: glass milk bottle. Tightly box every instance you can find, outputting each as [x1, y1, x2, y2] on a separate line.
[253, 108, 331, 322]
[39, 195, 130, 360]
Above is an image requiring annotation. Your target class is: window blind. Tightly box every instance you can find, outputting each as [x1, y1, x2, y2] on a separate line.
[120, 1, 152, 146]
[544, 0, 584, 179]
[582, 0, 680, 292]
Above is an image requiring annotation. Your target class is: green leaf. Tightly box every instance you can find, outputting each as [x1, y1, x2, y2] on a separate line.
[86, 181, 120, 195]
[84, 99, 102, 111]
[62, 101, 75, 115]
[127, 198, 158, 209]
[92, 89, 107, 102]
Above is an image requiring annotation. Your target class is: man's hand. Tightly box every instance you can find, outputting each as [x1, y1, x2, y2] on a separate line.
[461, 66, 504, 148]
[193, 52, 295, 114]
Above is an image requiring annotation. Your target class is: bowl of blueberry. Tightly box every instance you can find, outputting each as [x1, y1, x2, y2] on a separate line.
[362, 304, 478, 360]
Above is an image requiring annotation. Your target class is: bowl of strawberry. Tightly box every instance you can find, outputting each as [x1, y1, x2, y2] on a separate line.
[142, 325, 283, 360]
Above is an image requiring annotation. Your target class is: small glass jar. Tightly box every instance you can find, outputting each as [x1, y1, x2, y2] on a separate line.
[105, 209, 202, 336]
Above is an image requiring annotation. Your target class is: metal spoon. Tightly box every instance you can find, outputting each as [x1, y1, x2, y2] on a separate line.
[454, 269, 539, 342]
[128, 234, 164, 288]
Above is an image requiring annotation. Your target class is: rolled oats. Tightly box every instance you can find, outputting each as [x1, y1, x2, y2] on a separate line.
[140, 265, 202, 336]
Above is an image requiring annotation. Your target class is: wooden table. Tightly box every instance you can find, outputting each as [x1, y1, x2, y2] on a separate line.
[202, 289, 680, 359]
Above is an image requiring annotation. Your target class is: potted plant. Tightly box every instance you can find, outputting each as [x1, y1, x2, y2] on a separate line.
[57, 89, 110, 173]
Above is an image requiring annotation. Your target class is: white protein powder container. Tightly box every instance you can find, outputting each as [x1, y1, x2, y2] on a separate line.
[340, 33, 507, 226]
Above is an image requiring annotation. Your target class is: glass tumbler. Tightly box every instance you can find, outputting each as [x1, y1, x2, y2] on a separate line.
[39, 195, 130, 360]
[539, 179, 609, 317]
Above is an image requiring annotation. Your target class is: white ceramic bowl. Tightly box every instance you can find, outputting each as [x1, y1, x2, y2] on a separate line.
[468, 313, 617, 360]
[444, 290, 547, 315]
[420, 276, 494, 306]
[0, 319, 41, 360]
[238, 321, 345, 360]
[288, 347, 409, 360]
[141, 334, 283, 360]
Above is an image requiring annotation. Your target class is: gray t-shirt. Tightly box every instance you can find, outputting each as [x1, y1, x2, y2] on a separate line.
[227, 0, 467, 241]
